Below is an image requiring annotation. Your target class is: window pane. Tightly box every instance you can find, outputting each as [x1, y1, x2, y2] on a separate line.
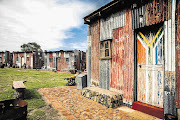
[105, 41, 109, 49]
[100, 50, 105, 58]
[100, 42, 104, 49]
[105, 49, 109, 57]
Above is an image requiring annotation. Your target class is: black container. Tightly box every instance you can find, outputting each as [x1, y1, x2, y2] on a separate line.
[0, 99, 28, 120]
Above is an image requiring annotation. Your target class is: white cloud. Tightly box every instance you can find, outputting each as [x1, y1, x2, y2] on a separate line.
[0, 0, 95, 51]
[68, 41, 87, 51]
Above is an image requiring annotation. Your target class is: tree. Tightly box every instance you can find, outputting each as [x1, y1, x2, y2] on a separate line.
[21, 42, 42, 52]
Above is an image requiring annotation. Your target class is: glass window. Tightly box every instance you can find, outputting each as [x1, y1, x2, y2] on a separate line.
[66, 58, 69, 62]
[99, 40, 111, 59]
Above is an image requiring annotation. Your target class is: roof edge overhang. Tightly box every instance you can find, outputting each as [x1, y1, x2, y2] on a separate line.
[84, 0, 121, 24]
[84, 0, 149, 24]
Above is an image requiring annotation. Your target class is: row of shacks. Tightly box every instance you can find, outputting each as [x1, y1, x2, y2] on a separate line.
[84, 0, 180, 118]
[0, 50, 86, 73]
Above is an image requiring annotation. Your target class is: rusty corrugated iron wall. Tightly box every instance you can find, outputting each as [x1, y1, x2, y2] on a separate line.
[56, 52, 68, 72]
[131, 0, 176, 114]
[99, 60, 110, 90]
[99, 10, 127, 90]
[100, 10, 126, 41]
[87, 25, 91, 87]
[175, 0, 180, 109]
[110, 10, 134, 105]
[90, 21, 100, 86]
[49, 53, 53, 68]
[163, 0, 176, 115]
[132, 0, 170, 29]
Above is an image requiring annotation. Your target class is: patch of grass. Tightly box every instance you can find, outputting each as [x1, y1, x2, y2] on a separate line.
[28, 110, 46, 120]
[0, 68, 72, 119]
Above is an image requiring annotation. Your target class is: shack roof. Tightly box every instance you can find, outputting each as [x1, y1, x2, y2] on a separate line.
[44, 50, 75, 53]
[84, 0, 148, 24]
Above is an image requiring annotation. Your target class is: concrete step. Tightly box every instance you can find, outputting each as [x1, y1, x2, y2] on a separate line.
[81, 87, 123, 108]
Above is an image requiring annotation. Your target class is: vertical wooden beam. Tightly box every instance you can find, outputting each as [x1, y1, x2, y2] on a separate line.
[134, 30, 137, 102]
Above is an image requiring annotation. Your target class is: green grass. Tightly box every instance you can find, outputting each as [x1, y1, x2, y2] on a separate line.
[0, 68, 72, 118]
[28, 110, 46, 120]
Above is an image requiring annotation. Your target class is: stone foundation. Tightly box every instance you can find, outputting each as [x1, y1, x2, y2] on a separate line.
[81, 87, 123, 108]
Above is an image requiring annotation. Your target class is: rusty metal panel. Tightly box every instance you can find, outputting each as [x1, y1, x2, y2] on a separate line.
[90, 21, 100, 84]
[99, 60, 110, 90]
[163, 0, 176, 115]
[175, 0, 180, 108]
[132, 0, 169, 29]
[100, 10, 126, 41]
[87, 25, 91, 87]
[57, 52, 68, 72]
[110, 10, 134, 105]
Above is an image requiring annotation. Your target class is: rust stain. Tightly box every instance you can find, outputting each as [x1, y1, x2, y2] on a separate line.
[90, 21, 100, 82]
[137, 39, 146, 65]
[176, 0, 180, 108]
[57, 52, 68, 72]
[111, 10, 134, 105]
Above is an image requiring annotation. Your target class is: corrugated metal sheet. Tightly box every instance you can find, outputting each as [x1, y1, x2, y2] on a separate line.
[110, 10, 134, 105]
[99, 60, 110, 90]
[46, 53, 50, 69]
[100, 10, 126, 41]
[132, 0, 171, 29]
[87, 25, 91, 87]
[175, 0, 180, 108]
[53, 53, 56, 68]
[57, 52, 68, 71]
[163, 0, 176, 115]
[90, 21, 100, 83]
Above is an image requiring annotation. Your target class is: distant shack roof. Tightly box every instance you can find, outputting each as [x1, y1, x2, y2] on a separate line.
[44, 50, 75, 53]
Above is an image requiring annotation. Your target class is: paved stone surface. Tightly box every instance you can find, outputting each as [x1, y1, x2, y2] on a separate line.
[38, 86, 162, 120]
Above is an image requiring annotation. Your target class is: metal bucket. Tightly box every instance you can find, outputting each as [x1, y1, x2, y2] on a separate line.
[0, 99, 28, 120]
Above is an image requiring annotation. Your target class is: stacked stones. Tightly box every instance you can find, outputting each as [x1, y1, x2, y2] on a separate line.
[82, 87, 123, 108]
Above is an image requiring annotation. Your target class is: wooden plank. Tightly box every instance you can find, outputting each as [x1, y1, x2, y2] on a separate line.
[13, 81, 26, 89]
[132, 101, 164, 119]
[168, 19, 172, 71]
[164, 21, 168, 71]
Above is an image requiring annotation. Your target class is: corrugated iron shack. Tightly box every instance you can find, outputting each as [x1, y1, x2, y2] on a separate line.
[44, 50, 86, 73]
[0, 51, 12, 66]
[84, 0, 179, 118]
[12, 51, 43, 69]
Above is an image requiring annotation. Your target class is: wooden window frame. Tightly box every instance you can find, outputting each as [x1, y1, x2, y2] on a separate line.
[99, 40, 111, 59]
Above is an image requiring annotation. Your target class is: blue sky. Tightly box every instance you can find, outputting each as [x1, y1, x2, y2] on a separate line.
[0, 0, 111, 52]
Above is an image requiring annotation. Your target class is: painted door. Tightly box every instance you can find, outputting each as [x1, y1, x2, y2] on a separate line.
[31, 56, 33, 68]
[56, 58, 60, 71]
[21, 57, 24, 66]
[137, 26, 164, 108]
